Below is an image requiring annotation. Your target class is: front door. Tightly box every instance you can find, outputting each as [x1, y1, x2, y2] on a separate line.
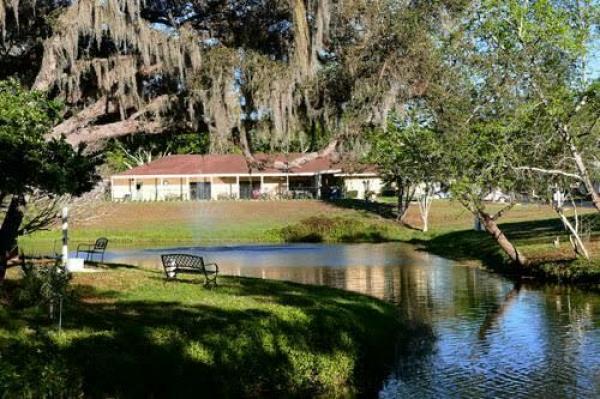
[190, 182, 211, 200]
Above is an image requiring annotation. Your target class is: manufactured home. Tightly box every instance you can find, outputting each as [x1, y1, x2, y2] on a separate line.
[110, 153, 382, 201]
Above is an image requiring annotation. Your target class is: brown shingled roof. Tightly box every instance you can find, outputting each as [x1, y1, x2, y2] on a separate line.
[115, 153, 376, 176]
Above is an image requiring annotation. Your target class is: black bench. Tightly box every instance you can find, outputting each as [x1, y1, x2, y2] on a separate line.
[161, 253, 219, 287]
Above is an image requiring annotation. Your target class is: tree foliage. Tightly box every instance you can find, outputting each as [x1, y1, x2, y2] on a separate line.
[368, 110, 445, 227]
[0, 0, 468, 163]
[0, 79, 100, 280]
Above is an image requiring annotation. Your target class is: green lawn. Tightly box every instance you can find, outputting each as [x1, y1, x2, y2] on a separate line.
[17, 199, 600, 282]
[0, 265, 408, 398]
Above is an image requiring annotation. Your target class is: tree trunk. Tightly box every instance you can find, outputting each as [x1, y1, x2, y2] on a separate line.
[396, 178, 407, 222]
[478, 210, 528, 266]
[0, 194, 26, 283]
[559, 124, 600, 212]
[417, 189, 433, 233]
[396, 178, 413, 223]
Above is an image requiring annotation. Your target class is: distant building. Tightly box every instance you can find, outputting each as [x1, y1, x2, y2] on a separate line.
[110, 153, 382, 201]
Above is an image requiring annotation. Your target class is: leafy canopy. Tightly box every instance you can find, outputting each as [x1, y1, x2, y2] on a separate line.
[367, 112, 445, 186]
[0, 79, 100, 197]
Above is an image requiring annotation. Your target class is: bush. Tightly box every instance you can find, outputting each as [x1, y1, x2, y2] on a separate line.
[15, 263, 71, 316]
[280, 216, 391, 243]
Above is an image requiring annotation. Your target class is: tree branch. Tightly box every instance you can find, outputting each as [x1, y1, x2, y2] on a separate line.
[49, 96, 109, 139]
[513, 166, 583, 181]
[272, 139, 339, 170]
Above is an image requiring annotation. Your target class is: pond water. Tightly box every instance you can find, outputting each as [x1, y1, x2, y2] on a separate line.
[102, 243, 600, 398]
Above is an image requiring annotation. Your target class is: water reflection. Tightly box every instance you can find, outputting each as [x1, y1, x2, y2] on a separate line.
[102, 243, 600, 398]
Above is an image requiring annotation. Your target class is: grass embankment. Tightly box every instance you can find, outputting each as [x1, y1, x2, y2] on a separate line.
[19, 201, 392, 253]
[0, 266, 405, 398]
[280, 200, 600, 283]
[18, 199, 600, 282]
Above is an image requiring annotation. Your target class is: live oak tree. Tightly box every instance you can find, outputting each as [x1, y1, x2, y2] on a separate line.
[0, 80, 100, 282]
[0, 0, 468, 167]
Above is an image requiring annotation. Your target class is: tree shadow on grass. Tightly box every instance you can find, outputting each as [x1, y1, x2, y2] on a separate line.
[326, 198, 396, 219]
[412, 215, 600, 270]
[2, 273, 431, 398]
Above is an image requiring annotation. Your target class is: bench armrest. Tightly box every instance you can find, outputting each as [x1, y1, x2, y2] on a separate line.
[77, 243, 93, 252]
[204, 262, 219, 272]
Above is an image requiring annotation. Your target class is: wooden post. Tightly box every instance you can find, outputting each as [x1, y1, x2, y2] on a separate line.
[61, 207, 68, 267]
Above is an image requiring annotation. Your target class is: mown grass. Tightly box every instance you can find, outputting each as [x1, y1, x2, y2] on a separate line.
[17, 199, 600, 283]
[0, 265, 407, 398]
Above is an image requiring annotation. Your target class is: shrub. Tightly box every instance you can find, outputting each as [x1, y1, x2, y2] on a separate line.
[345, 190, 358, 199]
[280, 216, 391, 243]
[15, 263, 71, 317]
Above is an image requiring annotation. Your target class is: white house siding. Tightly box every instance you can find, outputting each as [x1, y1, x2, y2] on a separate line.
[211, 177, 239, 200]
[111, 174, 383, 201]
[262, 176, 287, 198]
[111, 179, 130, 200]
[342, 176, 383, 199]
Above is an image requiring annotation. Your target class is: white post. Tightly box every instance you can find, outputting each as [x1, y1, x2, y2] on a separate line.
[236, 175, 240, 199]
[110, 177, 115, 201]
[260, 175, 264, 195]
[316, 173, 322, 199]
[61, 207, 68, 267]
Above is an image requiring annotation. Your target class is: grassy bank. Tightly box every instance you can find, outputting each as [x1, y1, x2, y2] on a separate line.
[19, 201, 393, 253]
[278, 200, 600, 283]
[17, 199, 600, 283]
[0, 265, 405, 398]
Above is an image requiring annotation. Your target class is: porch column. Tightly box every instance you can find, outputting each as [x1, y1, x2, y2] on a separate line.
[316, 173, 322, 199]
[110, 177, 115, 201]
[160, 178, 164, 201]
[186, 177, 190, 200]
[236, 175, 240, 200]
[210, 176, 214, 200]
[132, 178, 137, 201]
[180, 178, 183, 201]
[260, 175, 264, 195]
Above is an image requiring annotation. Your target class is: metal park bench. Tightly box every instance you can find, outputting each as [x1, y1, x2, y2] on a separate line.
[76, 237, 109, 262]
[161, 253, 219, 287]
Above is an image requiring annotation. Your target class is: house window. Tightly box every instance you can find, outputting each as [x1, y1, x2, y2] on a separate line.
[136, 182, 142, 190]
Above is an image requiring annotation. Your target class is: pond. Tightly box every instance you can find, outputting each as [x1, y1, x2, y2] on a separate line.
[102, 243, 600, 398]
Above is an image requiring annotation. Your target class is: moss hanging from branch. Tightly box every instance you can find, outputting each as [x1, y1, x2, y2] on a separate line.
[28, 0, 457, 165]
